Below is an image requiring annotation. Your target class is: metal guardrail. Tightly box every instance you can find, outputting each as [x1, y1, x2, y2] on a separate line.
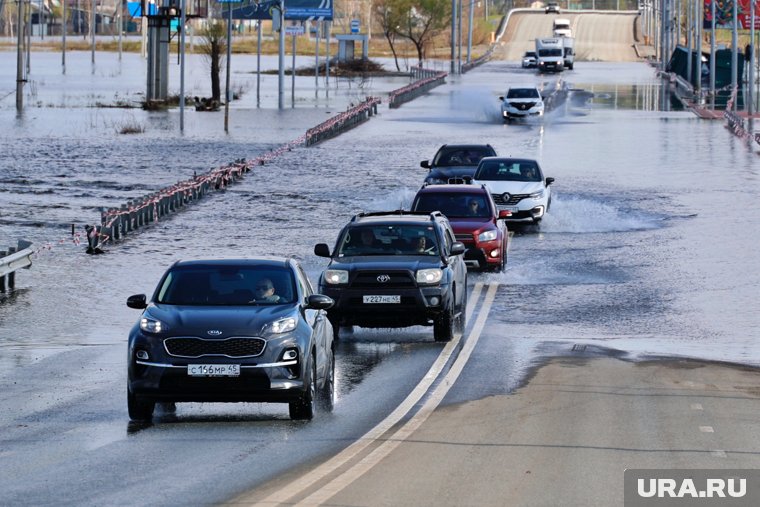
[305, 97, 381, 146]
[388, 71, 448, 109]
[0, 240, 33, 293]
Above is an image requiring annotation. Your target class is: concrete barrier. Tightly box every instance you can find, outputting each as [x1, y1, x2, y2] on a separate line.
[305, 97, 382, 146]
[388, 70, 447, 109]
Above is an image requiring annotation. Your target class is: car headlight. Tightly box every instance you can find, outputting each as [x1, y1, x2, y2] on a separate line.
[426, 178, 447, 185]
[416, 268, 443, 285]
[324, 269, 349, 285]
[478, 230, 498, 242]
[265, 317, 297, 335]
[140, 317, 165, 334]
[529, 189, 545, 199]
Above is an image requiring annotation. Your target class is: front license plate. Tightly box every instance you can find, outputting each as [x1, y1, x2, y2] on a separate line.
[188, 364, 240, 377]
[498, 206, 519, 214]
[363, 295, 401, 304]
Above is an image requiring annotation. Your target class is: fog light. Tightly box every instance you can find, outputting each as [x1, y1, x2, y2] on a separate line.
[282, 349, 298, 361]
[429, 296, 440, 306]
[489, 248, 500, 258]
[136, 350, 149, 360]
[532, 206, 545, 217]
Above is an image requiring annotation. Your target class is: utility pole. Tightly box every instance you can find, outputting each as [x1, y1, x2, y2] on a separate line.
[450, 0, 456, 73]
[278, 0, 284, 109]
[16, 0, 25, 112]
[180, 0, 186, 131]
[731, 0, 738, 110]
[62, 0, 66, 73]
[224, 1, 232, 132]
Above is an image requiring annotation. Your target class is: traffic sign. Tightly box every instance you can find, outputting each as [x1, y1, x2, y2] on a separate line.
[285, 25, 305, 35]
[350, 19, 360, 33]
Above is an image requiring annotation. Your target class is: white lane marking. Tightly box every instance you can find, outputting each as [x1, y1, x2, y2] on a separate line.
[690, 403, 703, 410]
[711, 450, 727, 458]
[293, 283, 499, 506]
[248, 282, 487, 506]
[466, 280, 484, 322]
[699, 426, 714, 433]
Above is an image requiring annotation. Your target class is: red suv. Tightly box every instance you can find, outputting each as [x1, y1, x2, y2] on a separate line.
[411, 184, 509, 272]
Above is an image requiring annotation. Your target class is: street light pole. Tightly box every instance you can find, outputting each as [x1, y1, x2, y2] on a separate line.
[450, 0, 456, 73]
[16, 0, 25, 112]
[224, 2, 232, 132]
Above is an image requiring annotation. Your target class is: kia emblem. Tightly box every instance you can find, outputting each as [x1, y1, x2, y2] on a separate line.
[207, 330, 223, 336]
[377, 274, 391, 283]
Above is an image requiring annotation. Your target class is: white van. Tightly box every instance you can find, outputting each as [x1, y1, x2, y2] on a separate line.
[562, 37, 575, 69]
[535, 38, 565, 73]
[552, 18, 572, 38]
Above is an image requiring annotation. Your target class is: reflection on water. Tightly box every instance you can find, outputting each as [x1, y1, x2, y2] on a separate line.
[575, 82, 681, 111]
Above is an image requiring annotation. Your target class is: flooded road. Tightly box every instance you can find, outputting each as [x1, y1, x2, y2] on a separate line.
[1, 50, 759, 505]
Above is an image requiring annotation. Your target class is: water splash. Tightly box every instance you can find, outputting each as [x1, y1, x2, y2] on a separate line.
[541, 194, 661, 233]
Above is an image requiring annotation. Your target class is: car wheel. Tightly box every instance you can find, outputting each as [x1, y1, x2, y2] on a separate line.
[127, 387, 155, 422]
[433, 301, 455, 342]
[289, 356, 316, 420]
[317, 347, 335, 412]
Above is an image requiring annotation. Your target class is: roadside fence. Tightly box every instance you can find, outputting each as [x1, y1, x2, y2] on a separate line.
[305, 97, 381, 146]
[83, 68, 449, 252]
[0, 240, 34, 294]
[724, 88, 760, 146]
[388, 68, 448, 109]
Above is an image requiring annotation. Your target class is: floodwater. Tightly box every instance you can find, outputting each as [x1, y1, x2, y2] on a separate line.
[2, 48, 760, 506]
[1, 51, 759, 370]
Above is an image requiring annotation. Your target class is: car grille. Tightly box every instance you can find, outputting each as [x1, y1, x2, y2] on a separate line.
[455, 233, 474, 243]
[351, 271, 416, 288]
[164, 337, 266, 358]
[509, 101, 537, 110]
[492, 193, 530, 205]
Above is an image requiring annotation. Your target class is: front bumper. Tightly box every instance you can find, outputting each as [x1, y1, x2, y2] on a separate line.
[497, 204, 546, 223]
[321, 285, 451, 328]
[128, 333, 308, 403]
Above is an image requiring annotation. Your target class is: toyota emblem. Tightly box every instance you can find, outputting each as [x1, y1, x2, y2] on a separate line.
[502, 192, 511, 202]
[377, 274, 391, 283]
[207, 330, 223, 336]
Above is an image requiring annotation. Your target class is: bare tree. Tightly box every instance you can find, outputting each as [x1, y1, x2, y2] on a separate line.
[374, 0, 404, 71]
[392, 0, 451, 65]
[198, 21, 227, 102]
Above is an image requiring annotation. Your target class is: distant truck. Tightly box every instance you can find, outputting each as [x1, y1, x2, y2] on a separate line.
[535, 38, 565, 73]
[562, 37, 575, 69]
[552, 18, 572, 38]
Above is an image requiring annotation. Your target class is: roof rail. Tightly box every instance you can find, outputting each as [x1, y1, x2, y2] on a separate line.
[350, 210, 443, 222]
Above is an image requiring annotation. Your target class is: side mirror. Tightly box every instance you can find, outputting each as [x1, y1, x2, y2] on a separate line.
[305, 294, 334, 310]
[498, 96, 504, 101]
[314, 243, 331, 258]
[498, 210, 512, 219]
[420, 160, 430, 169]
[545, 177, 555, 186]
[127, 294, 148, 309]
[450, 241, 466, 256]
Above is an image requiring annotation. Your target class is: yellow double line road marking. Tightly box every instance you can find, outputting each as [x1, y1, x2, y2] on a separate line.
[241, 281, 499, 507]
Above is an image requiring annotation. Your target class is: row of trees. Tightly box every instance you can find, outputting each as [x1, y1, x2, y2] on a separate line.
[375, 0, 452, 69]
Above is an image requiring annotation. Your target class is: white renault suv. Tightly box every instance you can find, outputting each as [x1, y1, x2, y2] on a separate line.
[499, 87, 545, 120]
[471, 157, 554, 224]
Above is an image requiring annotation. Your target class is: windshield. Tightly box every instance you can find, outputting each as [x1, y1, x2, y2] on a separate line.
[538, 48, 563, 57]
[157, 265, 295, 305]
[507, 88, 540, 99]
[414, 193, 491, 218]
[433, 147, 493, 167]
[475, 160, 543, 182]
[337, 225, 440, 256]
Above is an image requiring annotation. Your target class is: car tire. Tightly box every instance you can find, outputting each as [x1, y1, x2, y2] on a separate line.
[127, 387, 155, 421]
[317, 347, 335, 412]
[289, 356, 316, 420]
[434, 300, 455, 342]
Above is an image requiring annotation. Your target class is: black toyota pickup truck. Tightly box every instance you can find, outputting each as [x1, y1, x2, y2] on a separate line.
[314, 211, 468, 342]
